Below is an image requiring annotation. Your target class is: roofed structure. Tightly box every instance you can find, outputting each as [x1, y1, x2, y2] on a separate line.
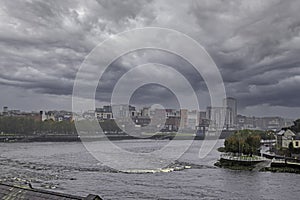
[0, 183, 102, 200]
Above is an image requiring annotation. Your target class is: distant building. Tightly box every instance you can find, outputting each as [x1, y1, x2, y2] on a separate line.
[129, 105, 137, 117]
[150, 109, 166, 129]
[112, 104, 136, 119]
[141, 107, 150, 117]
[257, 117, 285, 131]
[95, 106, 113, 120]
[186, 110, 199, 129]
[205, 97, 237, 130]
[2, 106, 8, 116]
[40, 111, 47, 121]
[1, 107, 22, 117]
[83, 110, 96, 120]
[237, 115, 292, 131]
[199, 111, 207, 120]
[180, 109, 188, 128]
[223, 97, 237, 128]
[132, 116, 151, 127]
[165, 109, 180, 117]
[164, 109, 181, 131]
[237, 115, 257, 130]
[165, 116, 181, 131]
[46, 111, 56, 121]
[10, 110, 21, 115]
[94, 104, 139, 123]
[206, 106, 226, 130]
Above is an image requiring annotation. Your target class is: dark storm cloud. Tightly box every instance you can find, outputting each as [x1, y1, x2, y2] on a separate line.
[0, 0, 153, 97]
[96, 49, 207, 104]
[129, 84, 181, 109]
[0, 0, 300, 116]
[188, 0, 300, 109]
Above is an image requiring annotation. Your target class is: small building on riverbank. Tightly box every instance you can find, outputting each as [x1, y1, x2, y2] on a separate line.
[276, 129, 295, 148]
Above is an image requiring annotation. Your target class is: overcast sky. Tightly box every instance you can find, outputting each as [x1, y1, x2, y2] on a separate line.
[0, 0, 300, 118]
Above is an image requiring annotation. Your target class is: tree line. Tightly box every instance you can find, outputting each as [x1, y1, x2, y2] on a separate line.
[0, 117, 124, 135]
[0, 117, 76, 135]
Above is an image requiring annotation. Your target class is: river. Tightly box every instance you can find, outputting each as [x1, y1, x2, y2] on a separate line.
[0, 140, 299, 199]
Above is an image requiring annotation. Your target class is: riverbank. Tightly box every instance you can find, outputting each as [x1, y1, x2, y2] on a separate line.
[0, 134, 206, 143]
[214, 154, 266, 171]
[214, 160, 255, 171]
[215, 160, 300, 174]
[215, 150, 300, 174]
[260, 166, 300, 173]
[0, 130, 234, 142]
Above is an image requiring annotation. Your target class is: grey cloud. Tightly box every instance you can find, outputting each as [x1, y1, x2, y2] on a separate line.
[95, 49, 208, 107]
[0, 0, 300, 118]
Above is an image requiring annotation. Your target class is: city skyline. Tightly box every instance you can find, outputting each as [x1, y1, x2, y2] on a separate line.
[0, 96, 297, 120]
[1, 96, 295, 131]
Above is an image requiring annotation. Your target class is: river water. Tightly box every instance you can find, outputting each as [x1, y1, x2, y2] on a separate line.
[0, 140, 299, 200]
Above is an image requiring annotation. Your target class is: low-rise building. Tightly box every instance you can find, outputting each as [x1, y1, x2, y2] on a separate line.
[112, 104, 136, 119]
[83, 110, 96, 120]
[95, 106, 113, 120]
[132, 116, 151, 127]
[276, 129, 296, 148]
[165, 116, 181, 131]
[237, 115, 293, 131]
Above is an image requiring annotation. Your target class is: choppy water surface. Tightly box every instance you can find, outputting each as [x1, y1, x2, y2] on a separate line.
[0, 140, 299, 199]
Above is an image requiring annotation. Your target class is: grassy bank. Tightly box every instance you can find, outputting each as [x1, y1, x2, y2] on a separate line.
[214, 160, 255, 171]
[260, 167, 300, 174]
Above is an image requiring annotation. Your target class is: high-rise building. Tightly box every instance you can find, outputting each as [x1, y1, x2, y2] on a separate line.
[180, 109, 188, 128]
[223, 97, 237, 127]
[206, 106, 226, 130]
[187, 110, 199, 129]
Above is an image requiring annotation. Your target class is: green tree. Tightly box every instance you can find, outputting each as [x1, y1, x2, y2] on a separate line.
[224, 130, 262, 156]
